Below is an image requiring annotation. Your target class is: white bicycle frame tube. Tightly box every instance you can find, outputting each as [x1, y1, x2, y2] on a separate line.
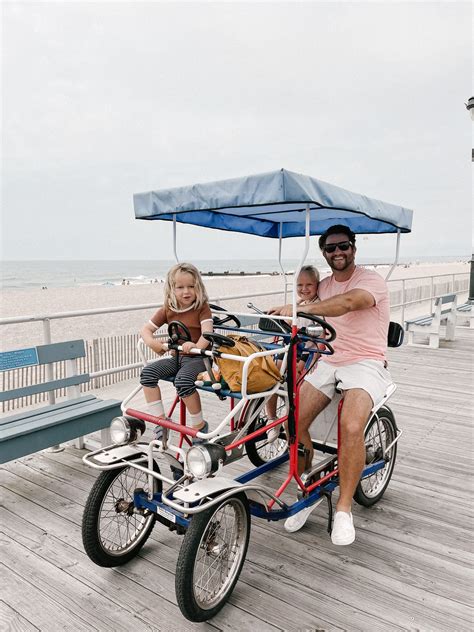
[385, 230, 401, 281]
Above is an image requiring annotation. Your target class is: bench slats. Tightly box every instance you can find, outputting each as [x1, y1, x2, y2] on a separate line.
[0, 395, 99, 425]
[0, 395, 100, 429]
[0, 397, 120, 440]
[0, 397, 122, 464]
[0, 374, 90, 403]
[36, 340, 86, 364]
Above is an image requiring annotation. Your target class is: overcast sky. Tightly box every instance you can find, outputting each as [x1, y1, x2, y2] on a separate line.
[2, 1, 472, 262]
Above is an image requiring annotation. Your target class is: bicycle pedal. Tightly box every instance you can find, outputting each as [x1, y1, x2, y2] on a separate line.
[301, 454, 337, 485]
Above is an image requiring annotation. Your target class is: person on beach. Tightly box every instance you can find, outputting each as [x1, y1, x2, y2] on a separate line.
[266, 265, 320, 442]
[140, 263, 213, 441]
[269, 224, 392, 544]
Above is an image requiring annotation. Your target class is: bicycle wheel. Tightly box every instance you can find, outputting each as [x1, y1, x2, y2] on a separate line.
[175, 492, 250, 622]
[242, 397, 288, 467]
[354, 406, 398, 507]
[82, 461, 161, 567]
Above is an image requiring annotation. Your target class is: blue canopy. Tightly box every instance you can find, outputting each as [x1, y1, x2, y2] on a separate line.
[134, 169, 412, 238]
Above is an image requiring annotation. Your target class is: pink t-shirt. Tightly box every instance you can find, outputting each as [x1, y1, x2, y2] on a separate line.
[318, 266, 389, 366]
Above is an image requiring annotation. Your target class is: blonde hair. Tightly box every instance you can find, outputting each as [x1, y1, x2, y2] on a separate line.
[164, 262, 209, 312]
[298, 265, 320, 284]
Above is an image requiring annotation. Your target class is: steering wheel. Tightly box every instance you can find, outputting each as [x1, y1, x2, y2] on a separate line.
[203, 332, 236, 348]
[209, 303, 241, 328]
[297, 312, 337, 343]
[168, 320, 192, 344]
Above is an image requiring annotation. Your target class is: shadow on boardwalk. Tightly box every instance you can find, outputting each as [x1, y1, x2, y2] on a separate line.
[1, 328, 473, 631]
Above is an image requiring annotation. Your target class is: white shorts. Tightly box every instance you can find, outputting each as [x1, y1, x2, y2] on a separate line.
[305, 359, 393, 407]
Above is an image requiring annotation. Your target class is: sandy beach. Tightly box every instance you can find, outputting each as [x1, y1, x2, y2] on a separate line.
[0, 261, 470, 351]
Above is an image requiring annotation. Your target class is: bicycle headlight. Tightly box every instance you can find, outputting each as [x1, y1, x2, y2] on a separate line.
[110, 416, 146, 445]
[185, 444, 226, 479]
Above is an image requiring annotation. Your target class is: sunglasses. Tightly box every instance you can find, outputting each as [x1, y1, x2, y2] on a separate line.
[323, 240, 352, 254]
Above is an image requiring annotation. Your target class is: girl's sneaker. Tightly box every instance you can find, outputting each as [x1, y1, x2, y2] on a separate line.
[153, 418, 171, 441]
[192, 421, 209, 444]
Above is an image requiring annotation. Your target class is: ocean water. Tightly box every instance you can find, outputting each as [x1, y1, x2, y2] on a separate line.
[1, 256, 467, 290]
[1, 259, 303, 290]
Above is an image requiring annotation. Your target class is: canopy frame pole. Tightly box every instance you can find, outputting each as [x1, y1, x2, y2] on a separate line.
[385, 229, 401, 281]
[278, 222, 288, 302]
[292, 206, 311, 325]
[172, 215, 179, 263]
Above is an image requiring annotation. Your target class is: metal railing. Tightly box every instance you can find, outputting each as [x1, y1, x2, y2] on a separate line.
[1, 272, 469, 412]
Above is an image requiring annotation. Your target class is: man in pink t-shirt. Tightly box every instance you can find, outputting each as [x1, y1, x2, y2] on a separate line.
[271, 224, 392, 544]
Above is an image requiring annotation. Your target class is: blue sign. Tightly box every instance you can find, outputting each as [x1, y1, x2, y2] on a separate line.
[0, 347, 39, 371]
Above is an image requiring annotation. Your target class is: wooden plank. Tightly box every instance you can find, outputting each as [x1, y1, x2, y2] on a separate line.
[0, 485, 274, 632]
[0, 600, 39, 632]
[0, 536, 156, 632]
[0, 562, 97, 631]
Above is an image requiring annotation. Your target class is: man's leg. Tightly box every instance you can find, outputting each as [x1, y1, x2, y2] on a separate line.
[283, 381, 331, 533]
[296, 381, 331, 474]
[336, 387, 373, 512]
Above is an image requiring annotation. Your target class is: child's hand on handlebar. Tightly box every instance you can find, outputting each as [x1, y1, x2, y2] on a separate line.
[150, 339, 167, 355]
[180, 341, 196, 354]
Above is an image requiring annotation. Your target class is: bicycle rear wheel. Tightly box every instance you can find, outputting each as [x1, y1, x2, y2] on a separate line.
[354, 406, 398, 507]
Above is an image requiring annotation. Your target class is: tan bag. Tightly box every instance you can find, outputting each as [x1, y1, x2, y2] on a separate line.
[216, 335, 281, 393]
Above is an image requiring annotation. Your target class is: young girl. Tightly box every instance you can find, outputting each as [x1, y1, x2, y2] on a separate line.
[266, 265, 320, 441]
[140, 263, 213, 440]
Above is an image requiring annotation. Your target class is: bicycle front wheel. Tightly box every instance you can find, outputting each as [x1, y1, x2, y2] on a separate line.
[82, 462, 161, 566]
[175, 492, 250, 622]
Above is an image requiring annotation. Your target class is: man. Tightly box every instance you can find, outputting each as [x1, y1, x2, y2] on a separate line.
[270, 224, 392, 544]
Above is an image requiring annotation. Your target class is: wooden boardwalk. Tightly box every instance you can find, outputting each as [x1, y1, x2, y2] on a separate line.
[1, 327, 473, 631]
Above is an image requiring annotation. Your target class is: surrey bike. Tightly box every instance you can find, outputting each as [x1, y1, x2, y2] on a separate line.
[81, 169, 412, 622]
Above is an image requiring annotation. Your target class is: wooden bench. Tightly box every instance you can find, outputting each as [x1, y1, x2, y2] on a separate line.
[0, 340, 122, 464]
[456, 302, 474, 329]
[405, 293, 458, 349]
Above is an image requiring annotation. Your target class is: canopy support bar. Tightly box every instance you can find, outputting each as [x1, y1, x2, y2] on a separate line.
[292, 206, 311, 325]
[173, 215, 179, 263]
[385, 230, 400, 281]
[278, 223, 288, 302]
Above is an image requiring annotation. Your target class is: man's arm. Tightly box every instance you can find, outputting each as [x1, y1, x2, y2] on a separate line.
[269, 289, 375, 318]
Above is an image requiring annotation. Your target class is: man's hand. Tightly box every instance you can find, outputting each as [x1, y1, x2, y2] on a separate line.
[268, 304, 293, 317]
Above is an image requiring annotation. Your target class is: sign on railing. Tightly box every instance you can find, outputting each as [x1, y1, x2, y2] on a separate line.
[0, 347, 39, 371]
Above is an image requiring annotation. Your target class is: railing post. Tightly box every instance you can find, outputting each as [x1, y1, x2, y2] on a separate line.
[401, 280, 406, 325]
[42, 318, 64, 452]
[92, 338, 100, 388]
[42, 319, 55, 406]
[430, 276, 434, 313]
[469, 252, 474, 302]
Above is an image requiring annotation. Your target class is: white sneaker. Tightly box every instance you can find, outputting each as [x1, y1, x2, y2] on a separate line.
[266, 419, 279, 443]
[284, 498, 324, 533]
[331, 511, 355, 545]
